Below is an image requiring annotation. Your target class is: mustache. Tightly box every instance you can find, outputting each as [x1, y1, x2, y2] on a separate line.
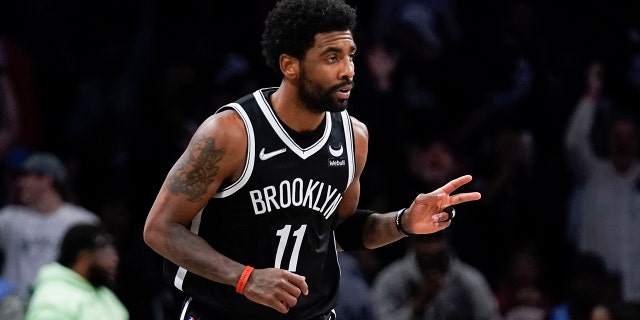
[331, 79, 355, 92]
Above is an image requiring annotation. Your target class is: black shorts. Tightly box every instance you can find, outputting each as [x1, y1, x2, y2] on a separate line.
[179, 297, 336, 320]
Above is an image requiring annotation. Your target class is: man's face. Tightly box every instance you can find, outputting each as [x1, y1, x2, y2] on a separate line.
[87, 245, 119, 288]
[13, 172, 50, 206]
[297, 31, 356, 113]
[409, 141, 458, 188]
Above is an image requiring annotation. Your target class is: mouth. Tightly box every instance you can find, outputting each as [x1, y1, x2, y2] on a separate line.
[335, 84, 353, 99]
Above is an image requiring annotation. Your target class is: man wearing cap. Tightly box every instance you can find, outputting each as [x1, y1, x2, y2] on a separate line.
[0, 152, 99, 301]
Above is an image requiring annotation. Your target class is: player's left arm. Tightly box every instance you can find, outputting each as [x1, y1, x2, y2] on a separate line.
[336, 117, 482, 250]
[336, 116, 407, 249]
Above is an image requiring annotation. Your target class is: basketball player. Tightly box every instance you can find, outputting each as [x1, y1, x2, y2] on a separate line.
[143, 0, 481, 319]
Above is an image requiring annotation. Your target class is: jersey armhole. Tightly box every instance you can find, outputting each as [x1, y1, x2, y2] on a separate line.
[213, 103, 255, 198]
[341, 111, 356, 190]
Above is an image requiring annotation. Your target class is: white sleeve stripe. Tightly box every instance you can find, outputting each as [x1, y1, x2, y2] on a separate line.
[173, 209, 203, 290]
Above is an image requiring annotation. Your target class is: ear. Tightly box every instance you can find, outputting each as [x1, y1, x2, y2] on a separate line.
[279, 54, 299, 80]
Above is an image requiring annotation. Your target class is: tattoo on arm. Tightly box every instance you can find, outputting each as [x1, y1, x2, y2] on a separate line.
[167, 135, 226, 202]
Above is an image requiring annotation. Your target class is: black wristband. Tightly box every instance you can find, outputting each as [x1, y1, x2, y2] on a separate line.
[395, 208, 415, 236]
[335, 209, 375, 251]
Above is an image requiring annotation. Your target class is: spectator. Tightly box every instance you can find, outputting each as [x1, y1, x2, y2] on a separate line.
[371, 230, 502, 320]
[0, 152, 99, 300]
[336, 251, 380, 320]
[548, 252, 615, 320]
[25, 223, 128, 320]
[590, 305, 613, 320]
[564, 61, 640, 313]
[494, 244, 552, 320]
[468, 126, 539, 285]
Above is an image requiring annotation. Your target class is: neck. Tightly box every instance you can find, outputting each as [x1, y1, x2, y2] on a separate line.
[270, 82, 325, 132]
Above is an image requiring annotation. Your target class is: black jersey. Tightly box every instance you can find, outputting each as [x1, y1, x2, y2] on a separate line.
[163, 88, 356, 320]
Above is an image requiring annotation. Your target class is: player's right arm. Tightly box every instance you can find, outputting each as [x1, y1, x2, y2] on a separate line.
[143, 109, 307, 313]
[143, 110, 248, 286]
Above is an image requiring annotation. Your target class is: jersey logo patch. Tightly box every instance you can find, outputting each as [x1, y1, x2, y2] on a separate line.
[328, 143, 346, 167]
[328, 159, 346, 167]
[329, 144, 344, 157]
[259, 147, 287, 160]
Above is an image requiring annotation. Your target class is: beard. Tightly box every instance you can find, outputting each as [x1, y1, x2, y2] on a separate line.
[86, 263, 115, 288]
[298, 67, 354, 113]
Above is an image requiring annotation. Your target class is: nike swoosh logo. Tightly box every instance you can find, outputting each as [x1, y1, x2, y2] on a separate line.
[259, 148, 287, 160]
[329, 144, 343, 157]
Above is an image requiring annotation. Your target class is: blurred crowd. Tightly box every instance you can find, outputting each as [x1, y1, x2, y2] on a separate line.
[1, 0, 640, 319]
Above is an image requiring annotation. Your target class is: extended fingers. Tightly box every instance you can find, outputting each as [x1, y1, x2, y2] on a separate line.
[415, 174, 481, 207]
[448, 192, 481, 206]
[438, 175, 474, 194]
[415, 191, 480, 208]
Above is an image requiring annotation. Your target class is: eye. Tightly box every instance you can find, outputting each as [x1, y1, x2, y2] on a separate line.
[327, 55, 338, 63]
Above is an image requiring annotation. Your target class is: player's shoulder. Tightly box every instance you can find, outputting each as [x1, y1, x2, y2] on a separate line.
[199, 88, 265, 135]
[196, 105, 248, 142]
[348, 115, 369, 141]
[208, 108, 246, 128]
[184, 93, 256, 163]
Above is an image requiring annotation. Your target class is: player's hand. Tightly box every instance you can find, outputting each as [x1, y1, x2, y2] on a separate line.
[242, 268, 309, 314]
[403, 175, 481, 234]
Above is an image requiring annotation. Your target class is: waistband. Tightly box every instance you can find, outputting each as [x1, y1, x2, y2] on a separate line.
[179, 297, 336, 320]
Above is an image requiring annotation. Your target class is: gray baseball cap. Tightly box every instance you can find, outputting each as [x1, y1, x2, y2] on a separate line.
[16, 152, 68, 184]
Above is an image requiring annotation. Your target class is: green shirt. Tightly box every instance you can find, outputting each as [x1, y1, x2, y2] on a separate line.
[25, 263, 128, 320]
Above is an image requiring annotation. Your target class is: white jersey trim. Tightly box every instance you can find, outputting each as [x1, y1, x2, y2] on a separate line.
[179, 297, 192, 320]
[254, 89, 332, 160]
[174, 208, 204, 290]
[213, 103, 255, 198]
[341, 112, 356, 189]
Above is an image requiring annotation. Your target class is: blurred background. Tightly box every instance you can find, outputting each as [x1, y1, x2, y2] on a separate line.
[2, 0, 640, 319]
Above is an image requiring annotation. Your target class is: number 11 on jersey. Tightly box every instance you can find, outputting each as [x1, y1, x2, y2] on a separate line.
[275, 224, 307, 271]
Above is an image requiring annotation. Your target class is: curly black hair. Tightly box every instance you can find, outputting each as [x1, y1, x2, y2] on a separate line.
[261, 0, 357, 73]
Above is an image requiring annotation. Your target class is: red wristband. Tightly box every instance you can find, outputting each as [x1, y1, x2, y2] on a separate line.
[235, 266, 255, 294]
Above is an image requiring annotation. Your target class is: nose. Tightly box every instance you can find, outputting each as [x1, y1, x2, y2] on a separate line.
[339, 59, 355, 81]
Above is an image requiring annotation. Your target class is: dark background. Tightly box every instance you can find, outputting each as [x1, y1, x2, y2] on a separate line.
[2, 0, 640, 318]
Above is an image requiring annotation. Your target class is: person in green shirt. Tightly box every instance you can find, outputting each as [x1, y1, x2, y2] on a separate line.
[25, 223, 128, 320]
